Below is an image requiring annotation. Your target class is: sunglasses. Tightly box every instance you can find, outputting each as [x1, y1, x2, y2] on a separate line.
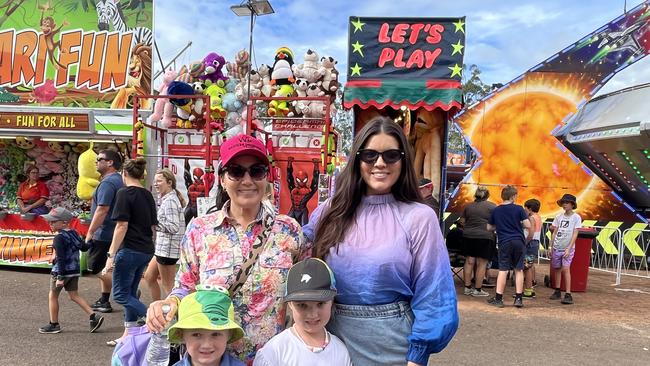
[224, 164, 269, 181]
[357, 149, 404, 164]
[96, 157, 107, 162]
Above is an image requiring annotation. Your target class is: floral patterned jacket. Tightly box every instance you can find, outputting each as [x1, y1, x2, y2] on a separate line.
[169, 202, 306, 364]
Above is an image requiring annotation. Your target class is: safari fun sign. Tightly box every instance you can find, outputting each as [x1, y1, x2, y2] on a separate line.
[0, 0, 153, 109]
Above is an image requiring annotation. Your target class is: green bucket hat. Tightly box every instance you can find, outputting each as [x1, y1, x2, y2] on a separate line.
[167, 285, 244, 344]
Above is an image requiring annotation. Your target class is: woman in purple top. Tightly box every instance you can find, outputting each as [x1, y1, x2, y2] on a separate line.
[303, 117, 458, 366]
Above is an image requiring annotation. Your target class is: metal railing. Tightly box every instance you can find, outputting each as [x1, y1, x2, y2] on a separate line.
[537, 222, 650, 285]
[619, 228, 650, 281]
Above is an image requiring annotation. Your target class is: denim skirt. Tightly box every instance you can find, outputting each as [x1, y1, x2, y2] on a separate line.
[327, 301, 413, 366]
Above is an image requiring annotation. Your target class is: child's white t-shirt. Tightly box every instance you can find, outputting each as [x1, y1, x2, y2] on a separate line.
[253, 328, 352, 366]
[551, 212, 582, 250]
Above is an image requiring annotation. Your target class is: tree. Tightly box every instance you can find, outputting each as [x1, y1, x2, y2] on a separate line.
[331, 87, 353, 156]
[462, 64, 492, 106]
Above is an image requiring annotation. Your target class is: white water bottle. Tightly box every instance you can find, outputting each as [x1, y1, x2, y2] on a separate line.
[145, 304, 174, 366]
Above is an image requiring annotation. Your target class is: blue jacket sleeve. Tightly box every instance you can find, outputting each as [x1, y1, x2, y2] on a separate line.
[406, 210, 459, 364]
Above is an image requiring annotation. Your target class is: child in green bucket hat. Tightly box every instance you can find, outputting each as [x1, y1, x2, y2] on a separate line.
[168, 285, 245, 366]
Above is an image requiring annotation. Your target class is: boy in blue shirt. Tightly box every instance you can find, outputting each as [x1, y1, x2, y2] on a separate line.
[486, 186, 531, 308]
[38, 207, 105, 334]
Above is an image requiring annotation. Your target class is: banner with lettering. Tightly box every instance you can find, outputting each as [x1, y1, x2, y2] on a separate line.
[0, 0, 153, 110]
[344, 16, 465, 112]
[0, 232, 55, 268]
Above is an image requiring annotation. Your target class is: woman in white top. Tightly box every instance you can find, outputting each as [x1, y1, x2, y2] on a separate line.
[143, 169, 186, 300]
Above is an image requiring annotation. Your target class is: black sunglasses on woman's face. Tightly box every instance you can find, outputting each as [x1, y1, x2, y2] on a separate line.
[224, 164, 269, 181]
[356, 149, 404, 164]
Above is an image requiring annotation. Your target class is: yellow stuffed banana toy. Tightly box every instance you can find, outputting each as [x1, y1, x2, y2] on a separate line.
[77, 142, 101, 200]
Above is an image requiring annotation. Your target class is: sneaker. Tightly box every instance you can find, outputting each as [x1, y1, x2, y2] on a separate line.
[463, 287, 473, 296]
[549, 290, 562, 300]
[39, 323, 61, 334]
[561, 293, 574, 305]
[90, 314, 105, 333]
[91, 300, 113, 313]
[523, 291, 536, 298]
[487, 297, 504, 308]
[471, 289, 490, 297]
[482, 279, 496, 288]
[513, 297, 524, 308]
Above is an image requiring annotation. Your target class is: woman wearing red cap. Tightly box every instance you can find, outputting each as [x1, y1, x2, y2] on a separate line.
[147, 134, 306, 364]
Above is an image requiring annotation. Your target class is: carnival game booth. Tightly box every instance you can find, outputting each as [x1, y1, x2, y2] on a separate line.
[245, 95, 337, 223]
[342, 17, 466, 217]
[0, 106, 134, 268]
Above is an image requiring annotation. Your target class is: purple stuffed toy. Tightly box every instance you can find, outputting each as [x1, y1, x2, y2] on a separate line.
[200, 52, 228, 83]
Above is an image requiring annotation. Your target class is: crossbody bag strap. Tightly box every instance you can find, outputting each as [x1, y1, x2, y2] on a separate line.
[228, 212, 275, 296]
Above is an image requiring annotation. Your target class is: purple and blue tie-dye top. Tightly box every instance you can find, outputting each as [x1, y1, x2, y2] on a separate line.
[303, 193, 459, 365]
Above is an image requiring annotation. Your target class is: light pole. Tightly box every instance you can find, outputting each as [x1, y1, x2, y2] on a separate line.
[231, 0, 274, 110]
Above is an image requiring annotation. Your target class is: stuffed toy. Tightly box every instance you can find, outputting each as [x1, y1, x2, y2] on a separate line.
[270, 46, 295, 86]
[148, 69, 178, 127]
[225, 49, 250, 81]
[413, 109, 444, 198]
[293, 49, 326, 83]
[293, 78, 309, 97]
[268, 84, 294, 117]
[257, 64, 273, 97]
[204, 81, 228, 120]
[168, 81, 199, 128]
[200, 52, 228, 84]
[177, 61, 205, 84]
[235, 70, 262, 102]
[302, 82, 326, 118]
[15, 137, 34, 149]
[47, 141, 67, 153]
[77, 142, 101, 200]
[320, 56, 340, 93]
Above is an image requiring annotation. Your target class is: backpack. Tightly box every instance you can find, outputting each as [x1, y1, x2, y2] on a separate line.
[111, 326, 151, 366]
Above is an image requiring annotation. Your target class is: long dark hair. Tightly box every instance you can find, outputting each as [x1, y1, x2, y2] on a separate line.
[313, 116, 422, 259]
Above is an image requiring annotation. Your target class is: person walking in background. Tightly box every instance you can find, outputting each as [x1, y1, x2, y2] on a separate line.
[17, 164, 49, 215]
[147, 134, 306, 364]
[418, 178, 440, 214]
[38, 207, 104, 334]
[523, 199, 542, 298]
[85, 149, 124, 314]
[143, 169, 186, 301]
[460, 186, 497, 297]
[486, 185, 531, 308]
[304, 117, 458, 366]
[104, 157, 158, 344]
[549, 194, 582, 305]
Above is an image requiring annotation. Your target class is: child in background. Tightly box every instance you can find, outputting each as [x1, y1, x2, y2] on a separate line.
[167, 286, 245, 366]
[38, 207, 104, 334]
[253, 258, 352, 366]
[523, 199, 542, 298]
[549, 194, 582, 305]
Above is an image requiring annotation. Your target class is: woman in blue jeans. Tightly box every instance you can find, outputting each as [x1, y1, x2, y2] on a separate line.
[103, 157, 157, 333]
[303, 117, 458, 366]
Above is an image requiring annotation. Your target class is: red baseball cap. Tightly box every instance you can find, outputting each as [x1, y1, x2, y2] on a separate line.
[219, 134, 269, 167]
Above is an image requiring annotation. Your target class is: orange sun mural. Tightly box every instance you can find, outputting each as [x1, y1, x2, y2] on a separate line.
[449, 72, 638, 221]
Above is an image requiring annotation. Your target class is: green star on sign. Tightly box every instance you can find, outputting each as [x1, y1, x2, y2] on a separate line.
[351, 18, 366, 33]
[451, 40, 464, 56]
[448, 63, 462, 77]
[352, 41, 365, 57]
[453, 19, 465, 34]
[350, 63, 362, 76]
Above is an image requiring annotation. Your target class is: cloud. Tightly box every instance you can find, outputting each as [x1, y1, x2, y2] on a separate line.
[154, 0, 650, 93]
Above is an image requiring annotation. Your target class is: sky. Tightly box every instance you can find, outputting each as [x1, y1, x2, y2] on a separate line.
[154, 0, 650, 96]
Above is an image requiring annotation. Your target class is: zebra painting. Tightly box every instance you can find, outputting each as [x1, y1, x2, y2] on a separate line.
[95, 0, 152, 46]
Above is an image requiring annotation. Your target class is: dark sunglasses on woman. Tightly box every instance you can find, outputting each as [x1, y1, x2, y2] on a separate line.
[357, 149, 404, 165]
[224, 164, 269, 181]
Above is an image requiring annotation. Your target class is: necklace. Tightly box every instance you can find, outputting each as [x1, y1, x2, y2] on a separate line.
[291, 326, 330, 353]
